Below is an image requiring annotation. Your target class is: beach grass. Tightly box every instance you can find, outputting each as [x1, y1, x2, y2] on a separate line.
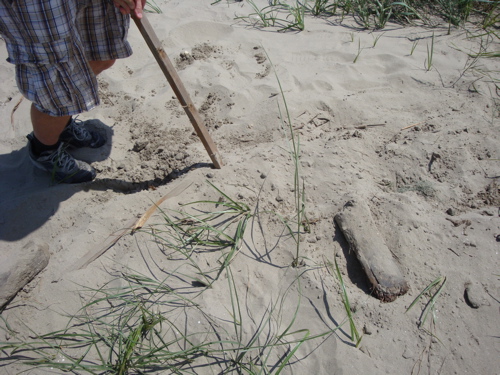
[221, 0, 499, 31]
[406, 275, 447, 330]
[353, 37, 364, 63]
[410, 39, 419, 55]
[235, 0, 308, 31]
[371, 31, 385, 47]
[307, 0, 337, 16]
[0, 1, 497, 374]
[425, 32, 435, 71]
[0, 245, 335, 374]
[220, 0, 499, 79]
[262, 47, 308, 268]
[0, 58, 341, 373]
[327, 257, 362, 347]
[144, 180, 252, 288]
[145, 0, 162, 14]
[405, 276, 447, 373]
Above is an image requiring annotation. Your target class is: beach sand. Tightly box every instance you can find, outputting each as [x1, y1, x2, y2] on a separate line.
[0, 1, 499, 373]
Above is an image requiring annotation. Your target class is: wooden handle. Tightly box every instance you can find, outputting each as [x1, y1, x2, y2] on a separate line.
[132, 14, 223, 169]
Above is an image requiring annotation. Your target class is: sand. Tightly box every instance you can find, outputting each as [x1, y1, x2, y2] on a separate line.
[0, 0, 499, 374]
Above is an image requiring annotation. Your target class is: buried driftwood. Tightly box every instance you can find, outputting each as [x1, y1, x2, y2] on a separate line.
[335, 198, 409, 302]
[0, 241, 50, 310]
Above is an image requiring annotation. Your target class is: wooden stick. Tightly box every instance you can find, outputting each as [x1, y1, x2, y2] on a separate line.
[132, 14, 223, 169]
[354, 123, 386, 129]
[401, 121, 425, 131]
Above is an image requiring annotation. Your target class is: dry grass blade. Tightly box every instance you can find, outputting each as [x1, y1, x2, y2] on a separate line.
[406, 276, 447, 328]
[10, 95, 23, 125]
[132, 179, 193, 232]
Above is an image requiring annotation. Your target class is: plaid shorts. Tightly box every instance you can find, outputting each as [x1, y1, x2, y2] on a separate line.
[0, 0, 132, 116]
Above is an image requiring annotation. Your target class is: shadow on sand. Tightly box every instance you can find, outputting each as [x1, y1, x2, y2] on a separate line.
[0, 123, 213, 242]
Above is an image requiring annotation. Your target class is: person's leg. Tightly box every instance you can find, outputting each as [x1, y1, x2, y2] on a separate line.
[4, 1, 124, 183]
[31, 107, 71, 147]
[88, 60, 116, 75]
[31, 59, 116, 148]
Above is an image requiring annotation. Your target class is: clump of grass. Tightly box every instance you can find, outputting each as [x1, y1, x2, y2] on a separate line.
[0, 272, 205, 373]
[219, 0, 499, 31]
[373, 0, 393, 29]
[241, 0, 281, 28]
[352, 0, 373, 28]
[0, 264, 336, 374]
[286, 1, 307, 31]
[306, 0, 337, 16]
[480, 1, 500, 30]
[235, 0, 305, 31]
[148, 180, 252, 286]
[145, 0, 162, 14]
[437, 0, 473, 32]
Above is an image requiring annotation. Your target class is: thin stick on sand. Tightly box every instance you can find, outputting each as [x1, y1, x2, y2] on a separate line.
[10, 96, 24, 125]
[354, 123, 386, 129]
[69, 179, 192, 271]
[401, 121, 425, 130]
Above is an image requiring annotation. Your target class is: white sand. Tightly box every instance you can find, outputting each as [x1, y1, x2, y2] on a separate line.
[0, 1, 499, 373]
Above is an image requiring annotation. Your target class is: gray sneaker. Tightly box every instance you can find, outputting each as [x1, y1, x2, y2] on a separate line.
[27, 134, 96, 184]
[59, 118, 107, 148]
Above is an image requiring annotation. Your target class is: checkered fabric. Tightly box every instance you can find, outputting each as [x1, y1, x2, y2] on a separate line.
[0, 0, 132, 116]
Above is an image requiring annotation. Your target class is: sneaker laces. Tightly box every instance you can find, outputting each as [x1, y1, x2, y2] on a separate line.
[48, 144, 76, 172]
[68, 118, 91, 142]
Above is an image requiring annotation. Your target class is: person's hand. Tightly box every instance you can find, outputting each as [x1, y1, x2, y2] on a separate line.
[113, 0, 146, 19]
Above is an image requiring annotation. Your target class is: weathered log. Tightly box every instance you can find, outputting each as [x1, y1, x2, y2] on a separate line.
[0, 241, 50, 310]
[334, 198, 409, 302]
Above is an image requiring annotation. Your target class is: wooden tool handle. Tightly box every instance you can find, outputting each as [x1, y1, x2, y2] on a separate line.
[132, 13, 223, 169]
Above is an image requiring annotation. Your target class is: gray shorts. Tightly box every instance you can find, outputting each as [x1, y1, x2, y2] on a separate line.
[0, 0, 133, 116]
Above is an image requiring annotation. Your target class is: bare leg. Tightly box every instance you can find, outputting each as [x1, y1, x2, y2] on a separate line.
[31, 59, 116, 144]
[31, 108, 70, 145]
[88, 59, 115, 75]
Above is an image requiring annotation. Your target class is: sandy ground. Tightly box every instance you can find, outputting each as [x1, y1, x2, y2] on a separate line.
[0, 0, 499, 374]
